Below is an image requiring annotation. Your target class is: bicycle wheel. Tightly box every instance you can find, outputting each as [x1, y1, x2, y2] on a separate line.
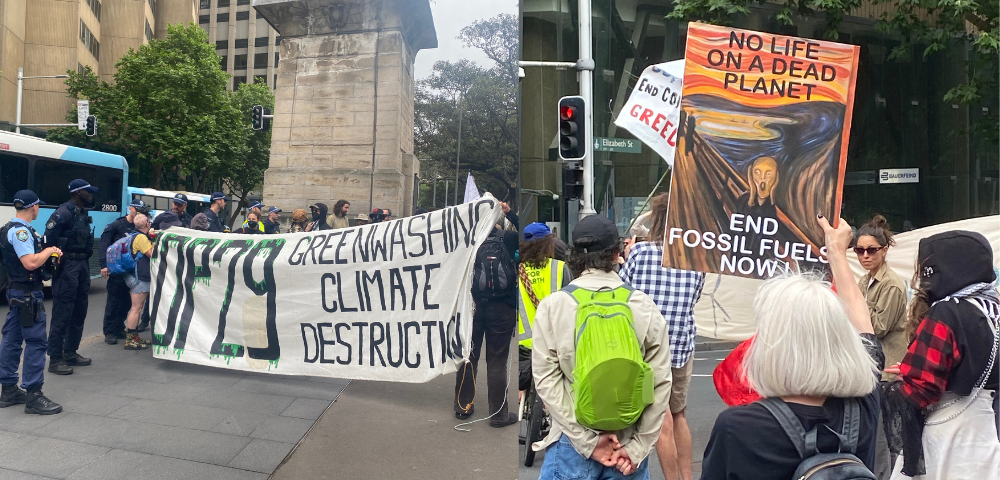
[524, 388, 544, 467]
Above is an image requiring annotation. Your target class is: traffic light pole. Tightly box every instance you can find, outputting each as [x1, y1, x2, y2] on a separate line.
[577, 0, 596, 219]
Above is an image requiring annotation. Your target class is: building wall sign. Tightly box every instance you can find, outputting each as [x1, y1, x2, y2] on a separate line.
[879, 168, 919, 184]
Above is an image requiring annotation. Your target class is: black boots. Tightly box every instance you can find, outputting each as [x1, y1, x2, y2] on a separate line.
[0, 384, 26, 408]
[47, 359, 73, 375]
[24, 386, 61, 415]
[63, 352, 92, 366]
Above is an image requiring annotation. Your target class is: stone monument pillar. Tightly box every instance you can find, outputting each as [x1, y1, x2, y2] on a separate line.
[254, 0, 436, 218]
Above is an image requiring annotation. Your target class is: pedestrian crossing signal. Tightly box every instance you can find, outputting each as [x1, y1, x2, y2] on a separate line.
[85, 115, 97, 137]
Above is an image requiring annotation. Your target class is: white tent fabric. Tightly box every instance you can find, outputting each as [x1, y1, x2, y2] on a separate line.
[694, 215, 1000, 340]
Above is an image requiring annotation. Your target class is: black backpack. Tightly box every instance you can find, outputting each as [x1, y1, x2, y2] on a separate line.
[472, 230, 515, 301]
[759, 397, 877, 480]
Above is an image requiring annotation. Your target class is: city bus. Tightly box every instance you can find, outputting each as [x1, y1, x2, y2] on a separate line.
[0, 131, 129, 279]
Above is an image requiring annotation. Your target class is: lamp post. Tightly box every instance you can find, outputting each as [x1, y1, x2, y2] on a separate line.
[453, 93, 462, 206]
[16, 68, 70, 134]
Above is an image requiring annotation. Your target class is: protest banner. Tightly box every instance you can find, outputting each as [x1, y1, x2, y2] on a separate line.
[613, 60, 685, 166]
[663, 22, 860, 279]
[148, 196, 503, 383]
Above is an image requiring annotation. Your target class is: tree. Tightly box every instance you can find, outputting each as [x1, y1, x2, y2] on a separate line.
[667, 0, 998, 145]
[414, 14, 519, 209]
[223, 80, 274, 226]
[48, 23, 249, 191]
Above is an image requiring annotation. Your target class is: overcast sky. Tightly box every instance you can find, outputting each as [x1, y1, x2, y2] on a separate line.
[413, 0, 518, 80]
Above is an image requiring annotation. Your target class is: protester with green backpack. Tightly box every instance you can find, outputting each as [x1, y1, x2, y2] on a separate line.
[531, 215, 673, 479]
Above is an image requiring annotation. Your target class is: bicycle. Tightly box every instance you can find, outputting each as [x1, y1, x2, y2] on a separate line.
[518, 379, 549, 467]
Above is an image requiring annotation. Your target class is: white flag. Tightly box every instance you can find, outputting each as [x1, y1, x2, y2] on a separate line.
[463, 172, 480, 203]
[613, 60, 685, 166]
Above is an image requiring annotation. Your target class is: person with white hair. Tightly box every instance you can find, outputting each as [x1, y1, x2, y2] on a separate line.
[699, 215, 884, 479]
[122, 213, 154, 351]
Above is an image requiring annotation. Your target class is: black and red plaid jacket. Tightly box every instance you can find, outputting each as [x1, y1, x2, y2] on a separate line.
[898, 317, 960, 409]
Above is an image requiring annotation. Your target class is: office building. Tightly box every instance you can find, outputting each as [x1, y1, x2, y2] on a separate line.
[197, 0, 279, 91]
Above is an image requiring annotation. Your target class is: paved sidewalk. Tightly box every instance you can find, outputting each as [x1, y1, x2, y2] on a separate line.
[272, 341, 519, 480]
[0, 332, 348, 480]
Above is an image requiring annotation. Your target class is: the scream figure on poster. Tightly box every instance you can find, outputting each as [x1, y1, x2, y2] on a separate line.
[737, 156, 779, 220]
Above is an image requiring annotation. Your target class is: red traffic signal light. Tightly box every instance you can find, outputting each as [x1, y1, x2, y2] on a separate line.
[558, 96, 586, 161]
[560, 105, 575, 121]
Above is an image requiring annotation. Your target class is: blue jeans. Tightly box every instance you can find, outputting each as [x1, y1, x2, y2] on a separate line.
[539, 434, 650, 480]
[1, 289, 48, 389]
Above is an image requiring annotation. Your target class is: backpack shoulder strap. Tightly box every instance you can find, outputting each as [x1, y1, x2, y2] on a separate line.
[561, 285, 582, 303]
[839, 398, 861, 454]
[758, 397, 817, 459]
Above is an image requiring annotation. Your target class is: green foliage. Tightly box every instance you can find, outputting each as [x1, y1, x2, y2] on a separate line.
[47, 23, 263, 191]
[415, 14, 519, 209]
[668, 0, 999, 145]
[223, 80, 274, 225]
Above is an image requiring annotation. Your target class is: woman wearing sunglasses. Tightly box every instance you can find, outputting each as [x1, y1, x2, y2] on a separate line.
[855, 214, 908, 479]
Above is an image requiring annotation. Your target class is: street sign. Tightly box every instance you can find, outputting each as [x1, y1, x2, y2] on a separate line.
[77, 100, 89, 130]
[879, 168, 919, 184]
[844, 170, 877, 186]
[593, 137, 641, 154]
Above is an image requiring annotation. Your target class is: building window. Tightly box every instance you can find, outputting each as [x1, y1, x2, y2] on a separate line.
[200, 0, 209, 8]
[254, 52, 267, 68]
[274, 52, 279, 66]
[215, 40, 227, 49]
[237, 0, 250, 5]
[216, 13, 228, 22]
[234, 54, 247, 70]
[234, 38, 248, 48]
[78, 63, 86, 75]
[256, 10, 263, 18]
[274, 36, 281, 45]
[235, 11, 249, 20]
[219, 55, 227, 70]
[233, 76, 247, 87]
[217, 0, 229, 7]
[199, 14, 209, 24]
[145, 20, 153, 42]
[147, 0, 157, 14]
[273, 74, 277, 87]
[85, 0, 102, 22]
[254, 36, 268, 47]
[79, 20, 100, 60]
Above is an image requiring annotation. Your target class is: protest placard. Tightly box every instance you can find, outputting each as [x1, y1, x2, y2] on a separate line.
[614, 60, 685, 166]
[663, 23, 860, 279]
[148, 196, 502, 382]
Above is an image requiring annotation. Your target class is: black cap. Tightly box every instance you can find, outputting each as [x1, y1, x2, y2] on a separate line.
[68, 179, 98, 193]
[173, 193, 188, 205]
[129, 199, 146, 208]
[917, 230, 996, 303]
[572, 215, 620, 253]
[12, 190, 41, 210]
[211, 192, 226, 201]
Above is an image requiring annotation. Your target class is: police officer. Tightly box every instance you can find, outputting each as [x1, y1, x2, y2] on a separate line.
[203, 192, 228, 233]
[152, 193, 191, 230]
[42, 179, 98, 374]
[0, 190, 63, 414]
[97, 199, 144, 345]
[262, 206, 281, 234]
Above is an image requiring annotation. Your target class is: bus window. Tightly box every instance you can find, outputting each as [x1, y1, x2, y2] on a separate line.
[0, 152, 29, 203]
[155, 197, 170, 211]
[33, 158, 123, 212]
[139, 195, 155, 207]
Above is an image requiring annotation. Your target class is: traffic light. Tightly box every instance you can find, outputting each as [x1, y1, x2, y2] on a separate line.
[85, 115, 97, 137]
[251, 105, 263, 130]
[558, 96, 586, 161]
[563, 162, 584, 200]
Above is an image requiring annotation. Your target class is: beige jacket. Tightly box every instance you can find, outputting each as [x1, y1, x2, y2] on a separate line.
[858, 262, 908, 379]
[531, 269, 672, 464]
[326, 214, 351, 230]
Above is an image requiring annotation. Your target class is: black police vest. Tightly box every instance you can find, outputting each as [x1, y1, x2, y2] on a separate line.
[0, 222, 44, 285]
[56, 203, 94, 253]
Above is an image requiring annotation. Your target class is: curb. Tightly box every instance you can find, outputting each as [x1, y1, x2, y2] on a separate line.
[694, 339, 740, 352]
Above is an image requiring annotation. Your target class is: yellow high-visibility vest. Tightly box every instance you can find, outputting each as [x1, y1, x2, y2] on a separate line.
[518, 258, 565, 349]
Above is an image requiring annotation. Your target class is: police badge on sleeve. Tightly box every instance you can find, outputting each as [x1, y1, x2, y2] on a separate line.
[15, 230, 28, 242]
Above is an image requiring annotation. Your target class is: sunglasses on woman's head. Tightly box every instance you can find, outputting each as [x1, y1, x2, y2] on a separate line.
[853, 246, 884, 256]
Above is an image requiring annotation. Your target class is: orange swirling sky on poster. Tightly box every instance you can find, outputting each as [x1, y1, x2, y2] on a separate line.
[683, 23, 859, 108]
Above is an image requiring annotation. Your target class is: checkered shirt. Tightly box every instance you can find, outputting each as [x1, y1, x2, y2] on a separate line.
[899, 317, 960, 409]
[619, 242, 705, 367]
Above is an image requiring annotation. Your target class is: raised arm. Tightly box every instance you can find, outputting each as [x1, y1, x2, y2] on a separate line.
[818, 215, 873, 335]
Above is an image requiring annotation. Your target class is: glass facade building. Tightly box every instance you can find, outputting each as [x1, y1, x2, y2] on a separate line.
[520, 0, 999, 238]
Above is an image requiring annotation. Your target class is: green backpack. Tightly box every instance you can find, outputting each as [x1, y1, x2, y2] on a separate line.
[566, 284, 654, 431]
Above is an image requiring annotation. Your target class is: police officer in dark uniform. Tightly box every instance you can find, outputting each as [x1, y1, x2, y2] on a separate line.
[0, 190, 63, 414]
[152, 193, 191, 230]
[42, 179, 98, 374]
[203, 192, 228, 233]
[97, 199, 144, 345]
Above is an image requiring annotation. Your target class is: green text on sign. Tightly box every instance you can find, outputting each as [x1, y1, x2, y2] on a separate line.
[594, 137, 642, 154]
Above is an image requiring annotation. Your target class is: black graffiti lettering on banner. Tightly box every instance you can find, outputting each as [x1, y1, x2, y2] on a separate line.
[206, 239, 252, 357]
[174, 237, 220, 350]
[151, 235, 190, 347]
[288, 200, 496, 267]
[242, 239, 284, 362]
[319, 263, 441, 313]
[300, 313, 465, 369]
